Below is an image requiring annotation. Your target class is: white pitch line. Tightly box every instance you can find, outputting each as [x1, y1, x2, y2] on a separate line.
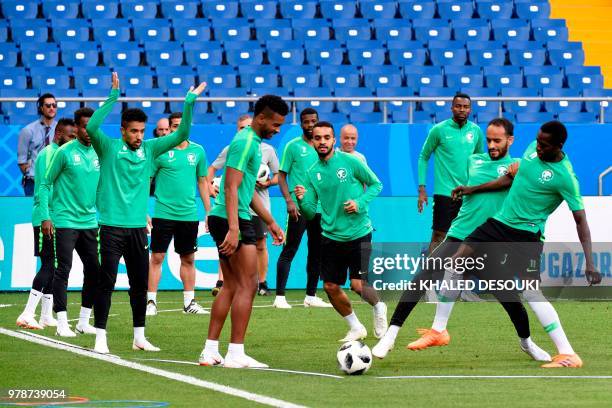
[0, 304, 15, 308]
[67, 313, 118, 323]
[0, 328, 306, 408]
[135, 357, 343, 379]
[16, 330, 121, 358]
[377, 375, 612, 380]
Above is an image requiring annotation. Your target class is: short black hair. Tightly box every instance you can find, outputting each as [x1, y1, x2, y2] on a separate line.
[452, 93, 471, 104]
[300, 107, 319, 121]
[38, 93, 56, 105]
[168, 111, 182, 122]
[74, 107, 94, 126]
[56, 117, 75, 129]
[540, 120, 567, 146]
[121, 108, 148, 127]
[312, 121, 334, 135]
[488, 117, 514, 136]
[254, 94, 289, 117]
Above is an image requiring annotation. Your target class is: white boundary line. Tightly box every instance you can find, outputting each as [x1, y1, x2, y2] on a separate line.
[377, 375, 612, 379]
[0, 328, 306, 408]
[67, 313, 118, 323]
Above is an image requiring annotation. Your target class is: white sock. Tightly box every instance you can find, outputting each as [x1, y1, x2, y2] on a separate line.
[183, 291, 194, 308]
[384, 325, 401, 343]
[527, 298, 574, 355]
[276, 295, 286, 302]
[56, 311, 68, 328]
[204, 339, 219, 355]
[373, 302, 386, 314]
[305, 295, 316, 302]
[78, 307, 92, 326]
[520, 336, 533, 348]
[344, 312, 362, 330]
[24, 289, 43, 315]
[147, 292, 157, 303]
[134, 326, 146, 343]
[227, 342, 245, 358]
[432, 301, 455, 332]
[41, 294, 53, 318]
[95, 328, 107, 347]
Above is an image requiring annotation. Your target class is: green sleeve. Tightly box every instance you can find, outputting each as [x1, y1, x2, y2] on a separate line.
[226, 137, 255, 173]
[150, 157, 160, 176]
[298, 174, 318, 221]
[417, 126, 439, 186]
[561, 166, 584, 212]
[87, 88, 119, 157]
[279, 141, 293, 173]
[352, 158, 383, 212]
[474, 126, 485, 153]
[197, 148, 207, 177]
[40, 149, 65, 221]
[147, 92, 197, 158]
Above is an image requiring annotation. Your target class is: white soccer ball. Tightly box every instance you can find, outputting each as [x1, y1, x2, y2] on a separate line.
[337, 340, 372, 375]
[257, 164, 270, 183]
[212, 176, 222, 190]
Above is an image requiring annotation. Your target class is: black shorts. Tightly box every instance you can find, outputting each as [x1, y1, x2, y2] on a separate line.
[207, 215, 257, 260]
[320, 233, 372, 285]
[150, 218, 199, 255]
[252, 215, 268, 240]
[33, 226, 54, 258]
[465, 218, 543, 281]
[432, 194, 462, 232]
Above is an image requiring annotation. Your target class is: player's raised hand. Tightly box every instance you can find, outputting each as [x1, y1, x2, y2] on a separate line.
[189, 82, 207, 96]
[111, 72, 119, 89]
[586, 268, 602, 286]
[268, 222, 285, 246]
[344, 200, 359, 214]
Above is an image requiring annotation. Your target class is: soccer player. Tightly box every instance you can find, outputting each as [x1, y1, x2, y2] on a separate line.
[153, 118, 170, 138]
[199, 95, 287, 368]
[16, 119, 75, 330]
[416, 121, 601, 368]
[39, 108, 100, 337]
[146, 111, 211, 316]
[87, 73, 205, 354]
[373, 119, 548, 362]
[338, 124, 367, 164]
[294, 121, 387, 342]
[274, 108, 331, 309]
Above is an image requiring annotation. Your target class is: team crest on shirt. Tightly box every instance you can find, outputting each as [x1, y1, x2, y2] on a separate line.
[187, 153, 196, 165]
[497, 165, 508, 176]
[336, 168, 348, 181]
[136, 148, 144, 158]
[466, 132, 474, 142]
[93, 158, 100, 169]
[73, 154, 81, 164]
[168, 151, 174, 159]
[538, 169, 554, 183]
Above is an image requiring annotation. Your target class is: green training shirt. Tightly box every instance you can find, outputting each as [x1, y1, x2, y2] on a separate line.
[299, 151, 382, 242]
[279, 136, 318, 205]
[152, 142, 207, 222]
[418, 119, 485, 197]
[447, 153, 519, 241]
[209, 127, 262, 221]
[31, 143, 58, 227]
[87, 88, 196, 228]
[40, 139, 100, 229]
[494, 149, 584, 234]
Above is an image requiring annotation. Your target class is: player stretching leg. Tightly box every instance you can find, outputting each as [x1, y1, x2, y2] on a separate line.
[88, 73, 205, 354]
[17, 120, 75, 330]
[199, 95, 287, 368]
[295, 122, 387, 341]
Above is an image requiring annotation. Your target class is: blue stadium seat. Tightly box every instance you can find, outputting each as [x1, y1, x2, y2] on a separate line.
[157, 66, 196, 91]
[249, 87, 290, 97]
[419, 87, 453, 115]
[452, 19, 491, 42]
[392, 110, 434, 123]
[121, 0, 159, 19]
[307, 45, 345, 65]
[437, 1, 475, 20]
[134, 20, 172, 43]
[524, 66, 564, 90]
[280, 65, 319, 90]
[413, 22, 452, 41]
[255, 20, 293, 41]
[336, 88, 374, 114]
[348, 42, 386, 65]
[125, 88, 167, 116]
[491, 20, 531, 42]
[2, 0, 39, 19]
[475, 0, 513, 20]
[195, 113, 222, 125]
[241, 0, 279, 19]
[350, 112, 386, 123]
[279, 1, 318, 19]
[268, 47, 304, 66]
[377, 87, 415, 113]
[405, 66, 444, 89]
[320, 65, 361, 90]
[548, 42, 585, 67]
[319, 0, 357, 19]
[507, 41, 547, 66]
[121, 67, 155, 91]
[373, 19, 412, 42]
[566, 66, 604, 90]
[445, 68, 484, 91]
[74, 66, 112, 90]
[467, 41, 506, 66]
[197, 65, 237, 88]
[515, 112, 555, 123]
[22, 47, 61, 68]
[56, 93, 83, 117]
[30, 67, 71, 91]
[462, 87, 500, 113]
[387, 40, 427, 66]
[82, 0, 119, 19]
[202, 1, 239, 18]
[102, 42, 142, 67]
[0, 44, 20, 67]
[161, 0, 199, 19]
[0, 68, 27, 91]
[209, 88, 250, 117]
[42, 0, 80, 19]
[93, 21, 132, 42]
[2, 89, 40, 118]
[294, 87, 335, 113]
[361, 0, 398, 19]
[52, 21, 91, 42]
[174, 22, 213, 42]
[144, 42, 184, 66]
[239, 65, 279, 90]
[225, 47, 264, 66]
[0, 21, 7, 43]
[82, 88, 123, 119]
[582, 89, 612, 116]
[363, 65, 403, 90]
[531, 19, 568, 43]
[515, 1, 550, 20]
[293, 22, 331, 42]
[429, 44, 468, 66]
[543, 88, 582, 114]
[557, 112, 597, 124]
[484, 66, 523, 88]
[502, 87, 541, 115]
[184, 41, 223, 66]
[11, 20, 49, 44]
[398, 1, 436, 20]
[333, 20, 372, 42]
[215, 23, 252, 42]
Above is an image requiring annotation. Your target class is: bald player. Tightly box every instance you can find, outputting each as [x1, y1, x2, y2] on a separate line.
[154, 118, 170, 138]
[338, 124, 367, 164]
